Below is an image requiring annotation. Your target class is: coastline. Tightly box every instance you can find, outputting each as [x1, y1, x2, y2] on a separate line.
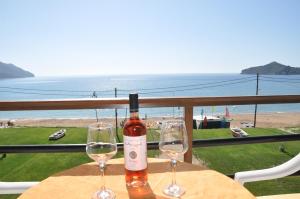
[1, 112, 300, 128]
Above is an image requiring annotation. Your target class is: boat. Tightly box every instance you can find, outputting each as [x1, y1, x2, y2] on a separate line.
[49, 129, 66, 140]
[240, 122, 254, 128]
[230, 127, 248, 137]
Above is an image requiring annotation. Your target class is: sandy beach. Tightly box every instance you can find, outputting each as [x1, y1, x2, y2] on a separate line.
[1, 112, 300, 128]
[230, 112, 300, 128]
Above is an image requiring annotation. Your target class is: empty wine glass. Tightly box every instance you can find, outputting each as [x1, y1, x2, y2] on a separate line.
[86, 123, 118, 199]
[159, 120, 188, 197]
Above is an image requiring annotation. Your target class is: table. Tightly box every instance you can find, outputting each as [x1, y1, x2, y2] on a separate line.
[19, 158, 255, 199]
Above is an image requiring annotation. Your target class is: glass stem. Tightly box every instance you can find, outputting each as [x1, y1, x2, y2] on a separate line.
[99, 162, 106, 191]
[171, 159, 177, 185]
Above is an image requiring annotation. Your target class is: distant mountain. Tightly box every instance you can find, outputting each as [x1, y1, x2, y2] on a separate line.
[241, 62, 300, 75]
[0, 61, 34, 79]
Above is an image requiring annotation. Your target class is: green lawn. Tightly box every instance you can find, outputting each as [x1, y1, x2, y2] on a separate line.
[0, 127, 87, 145]
[0, 127, 299, 198]
[192, 128, 300, 196]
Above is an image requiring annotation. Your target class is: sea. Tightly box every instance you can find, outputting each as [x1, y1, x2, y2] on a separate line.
[0, 74, 299, 119]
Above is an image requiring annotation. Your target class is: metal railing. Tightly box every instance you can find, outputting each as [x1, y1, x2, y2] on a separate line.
[1, 134, 300, 153]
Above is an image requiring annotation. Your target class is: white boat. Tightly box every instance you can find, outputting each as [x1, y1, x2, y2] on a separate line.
[49, 129, 66, 140]
[240, 122, 254, 128]
[230, 127, 248, 137]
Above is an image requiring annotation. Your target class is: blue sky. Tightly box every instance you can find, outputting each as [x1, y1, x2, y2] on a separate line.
[0, 0, 300, 76]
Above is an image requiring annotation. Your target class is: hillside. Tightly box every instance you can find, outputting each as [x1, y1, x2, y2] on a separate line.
[0, 61, 34, 79]
[241, 62, 300, 75]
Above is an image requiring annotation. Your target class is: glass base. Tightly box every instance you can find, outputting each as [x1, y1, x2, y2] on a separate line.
[92, 189, 115, 199]
[163, 184, 185, 198]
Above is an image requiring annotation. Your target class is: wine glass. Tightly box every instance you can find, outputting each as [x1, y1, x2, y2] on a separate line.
[159, 120, 188, 197]
[86, 123, 118, 199]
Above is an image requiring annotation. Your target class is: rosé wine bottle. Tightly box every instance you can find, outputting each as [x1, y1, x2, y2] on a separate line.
[123, 93, 148, 187]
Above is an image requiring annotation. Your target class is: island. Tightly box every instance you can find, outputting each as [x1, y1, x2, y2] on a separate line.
[0, 61, 34, 79]
[241, 61, 300, 75]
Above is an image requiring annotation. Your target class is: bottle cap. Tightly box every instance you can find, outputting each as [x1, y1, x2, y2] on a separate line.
[129, 93, 139, 112]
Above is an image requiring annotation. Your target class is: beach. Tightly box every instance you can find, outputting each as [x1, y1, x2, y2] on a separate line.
[230, 112, 300, 128]
[1, 112, 300, 128]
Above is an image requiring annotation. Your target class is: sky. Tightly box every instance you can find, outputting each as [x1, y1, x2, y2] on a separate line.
[0, 0, 300, 76]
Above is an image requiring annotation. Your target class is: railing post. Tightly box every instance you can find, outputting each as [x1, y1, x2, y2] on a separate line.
[184, 105, 193, 163]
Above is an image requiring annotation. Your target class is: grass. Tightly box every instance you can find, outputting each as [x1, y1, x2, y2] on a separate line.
[192, 128, 300, 196]
[0, 127, 160, 179]
[0, 153, 90, 181]
[0, 127, 87, 145]
[0, 127, 299, 198]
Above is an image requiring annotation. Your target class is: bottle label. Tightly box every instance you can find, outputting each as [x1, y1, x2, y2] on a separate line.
[124, 135, 147, 171]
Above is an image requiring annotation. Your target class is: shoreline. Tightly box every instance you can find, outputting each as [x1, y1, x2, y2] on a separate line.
[1, 112, 300, 128]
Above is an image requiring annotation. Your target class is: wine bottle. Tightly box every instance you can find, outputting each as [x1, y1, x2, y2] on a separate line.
[123, 93, 148, 187]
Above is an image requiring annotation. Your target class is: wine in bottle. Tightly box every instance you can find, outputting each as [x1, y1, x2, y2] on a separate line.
[123, 93, 148, 187]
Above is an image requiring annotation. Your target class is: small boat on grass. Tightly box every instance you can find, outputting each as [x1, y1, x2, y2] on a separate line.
[230, 127, 248, 137]
[240, 122, 254, 128]
[49, 129, 66, 140]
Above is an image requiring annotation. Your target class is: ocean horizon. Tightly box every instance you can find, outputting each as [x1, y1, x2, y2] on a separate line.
[0, 74, 299, 119]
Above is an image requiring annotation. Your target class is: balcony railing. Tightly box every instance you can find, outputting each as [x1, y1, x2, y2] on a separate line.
[1, 133, 300, 153]
[1, 94, 300, 163]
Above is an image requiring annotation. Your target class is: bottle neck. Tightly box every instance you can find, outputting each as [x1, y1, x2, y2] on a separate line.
[130, 111, 139, 119]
